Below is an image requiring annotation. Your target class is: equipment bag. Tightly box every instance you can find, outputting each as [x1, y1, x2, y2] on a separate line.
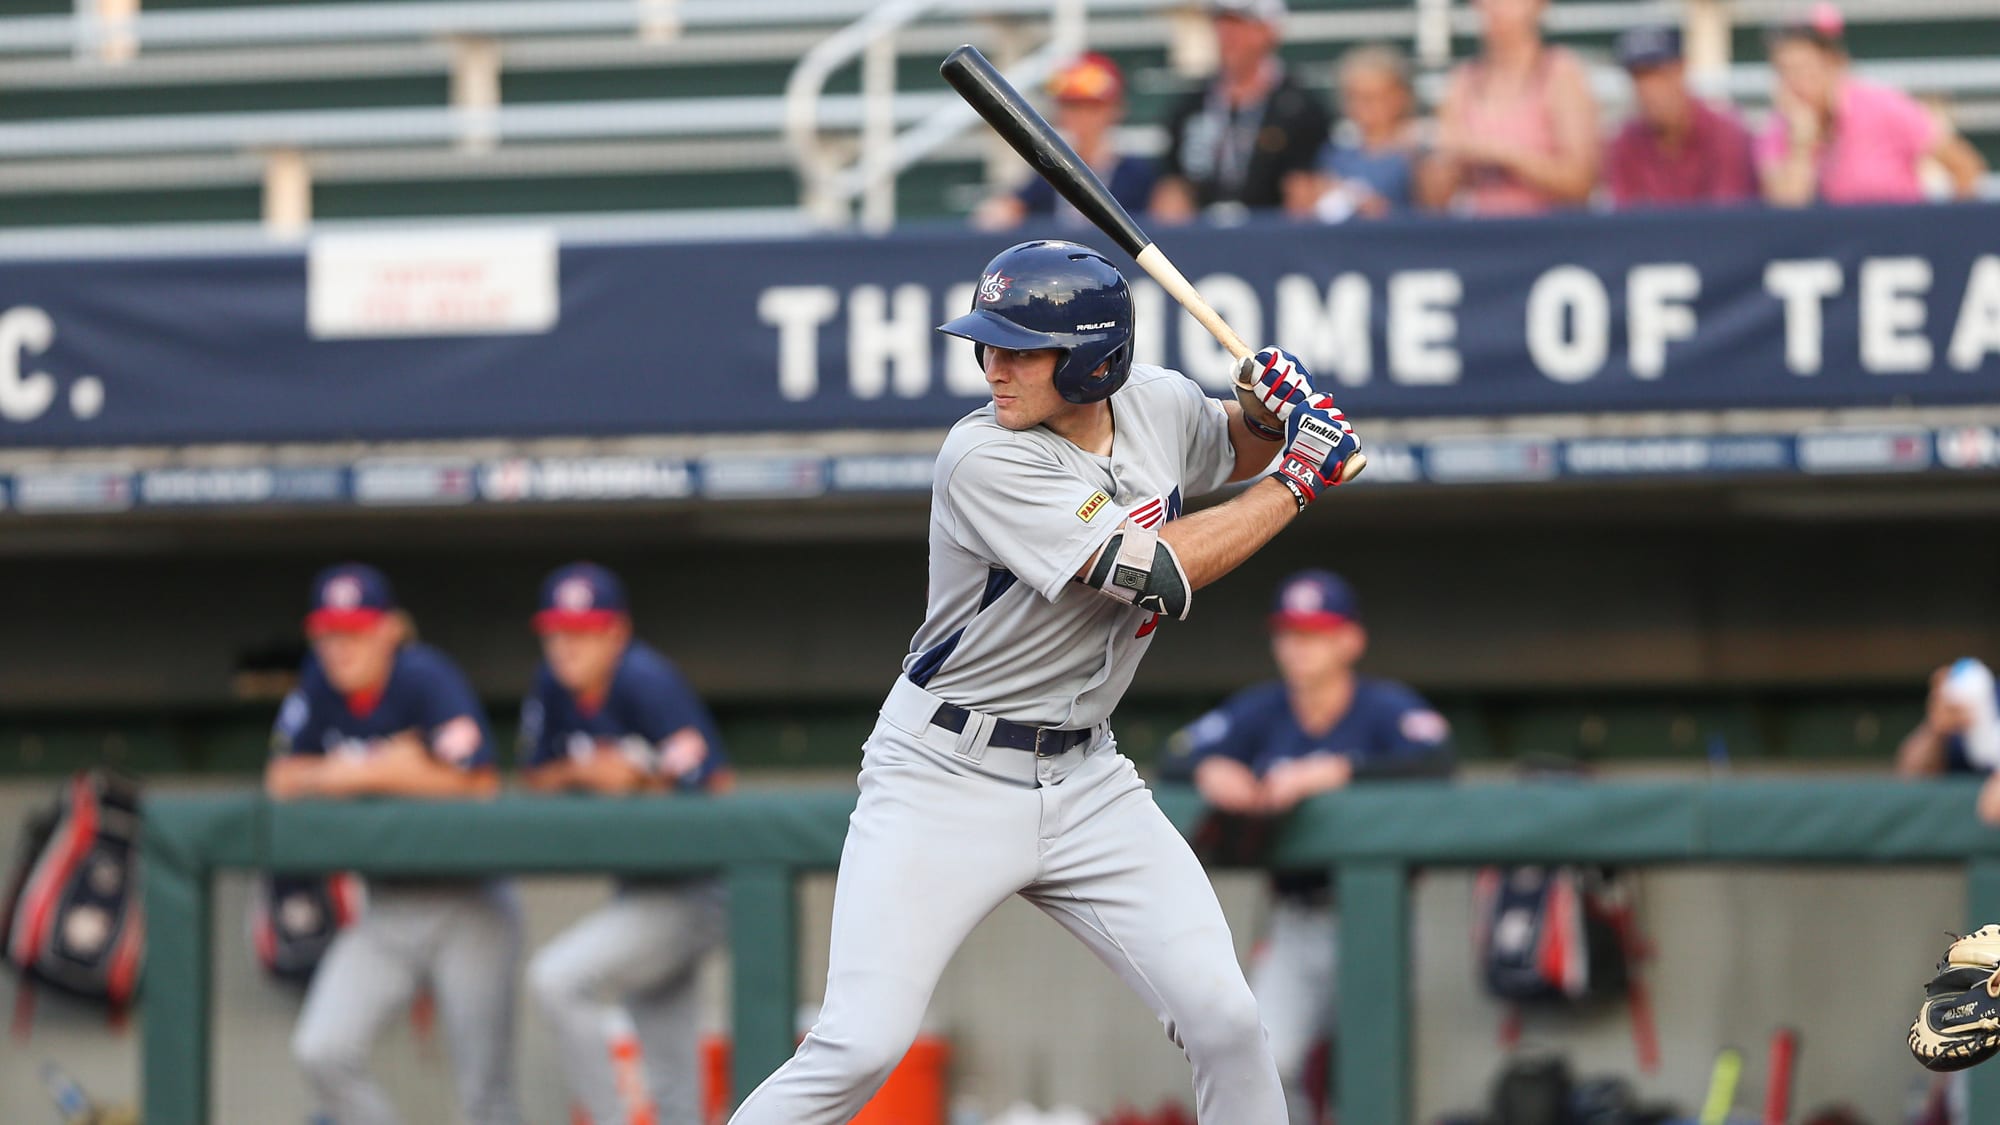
[249, 872, 363, 984]
[0, 772, 145, 1009]
[1474, 864, 1630, 1004]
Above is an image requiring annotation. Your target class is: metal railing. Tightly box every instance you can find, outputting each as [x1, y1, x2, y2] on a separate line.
[139, 778, 2000, 1125]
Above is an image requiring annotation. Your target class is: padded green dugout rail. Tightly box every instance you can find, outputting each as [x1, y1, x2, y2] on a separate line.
[142, 779, 2000, 1124]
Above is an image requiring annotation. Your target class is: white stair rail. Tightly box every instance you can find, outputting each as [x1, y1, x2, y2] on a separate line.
[784, 0, 1087, 230]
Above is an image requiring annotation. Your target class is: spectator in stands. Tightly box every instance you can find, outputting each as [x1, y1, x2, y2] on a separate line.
[976, 54, 1156, 231]
[1164, 571, 1453, 1125]
[267, 563, 522, 1125]
[1421, 0, 1601, 216]
[1897, 660, 2000, 824]
[1151, 0, 1333, 223]
[1285, 45, 1426, 221]
[1605, 26, 1759, 209]
[1758, 3, 1987, 207]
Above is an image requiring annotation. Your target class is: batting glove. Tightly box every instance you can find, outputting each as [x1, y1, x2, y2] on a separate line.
[1269, 400, 1360, 511]
[1235, 346, 1321, 439]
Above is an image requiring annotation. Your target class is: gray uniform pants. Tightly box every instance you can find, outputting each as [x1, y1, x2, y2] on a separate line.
[729, 676, 1286, 1124]
[528, 882, 726, 1125]
[292, 882, 523, 1125]
[1248, 900, 1338, 1125]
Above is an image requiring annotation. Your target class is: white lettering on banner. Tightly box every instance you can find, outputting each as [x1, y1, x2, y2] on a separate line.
[1949, 255, 2000, 372]
[941, 282, 986, 395]
[1130, 282, 1167, 367]
[1388, 271, 1461, 385]
[1276, 273, 1371, 386]
[758, 286, 839, 402]
[306, 228, 557, 339]
[1764, 259, 1842, 375]
[847, 284, 930, 400]
[1627, 264, 1701, 379]
[1181, 274, 1260, 389]
[1860, 256, 1933, 373]
[0, 306, 57, 423]
[1527, 266, 1610, 383]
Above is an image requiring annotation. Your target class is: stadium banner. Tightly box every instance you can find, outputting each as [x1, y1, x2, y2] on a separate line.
[3, 423, 1997, 514]
[2, 203, 2000, 448]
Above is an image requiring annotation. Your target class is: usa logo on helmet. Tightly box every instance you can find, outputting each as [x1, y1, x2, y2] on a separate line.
[978, 272, 1012, 303]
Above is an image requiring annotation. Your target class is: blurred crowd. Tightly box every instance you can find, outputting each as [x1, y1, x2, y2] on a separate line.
[974, 0, 1988, 230]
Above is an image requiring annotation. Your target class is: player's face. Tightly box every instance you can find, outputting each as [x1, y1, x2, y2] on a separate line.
[311, 618, 402, 694]
[1271, 623, 1365, 686]
[541, 620, 631, 694]
[983, 346, 1067, 430]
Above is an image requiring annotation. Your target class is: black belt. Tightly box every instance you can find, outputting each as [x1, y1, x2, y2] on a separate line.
[930, 702, 1093, 757]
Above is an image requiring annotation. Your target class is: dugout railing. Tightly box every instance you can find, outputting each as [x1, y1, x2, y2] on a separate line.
[141, 778, 2000, 1124]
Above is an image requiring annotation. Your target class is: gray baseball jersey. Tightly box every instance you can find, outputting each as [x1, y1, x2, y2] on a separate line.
[904, 364, 1237, 728]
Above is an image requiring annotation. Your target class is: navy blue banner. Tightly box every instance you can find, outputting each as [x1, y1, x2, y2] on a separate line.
[3, 203, 2000, 449]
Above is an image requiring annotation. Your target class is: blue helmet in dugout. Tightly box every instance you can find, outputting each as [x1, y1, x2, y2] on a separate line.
[936, 239, 1135, 404]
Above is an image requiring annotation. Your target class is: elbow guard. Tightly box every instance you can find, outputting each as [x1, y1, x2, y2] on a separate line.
[1085, 520, 1192, 621]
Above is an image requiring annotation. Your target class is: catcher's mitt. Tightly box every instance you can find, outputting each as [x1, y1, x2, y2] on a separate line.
[1910, 924, 2000, 1071]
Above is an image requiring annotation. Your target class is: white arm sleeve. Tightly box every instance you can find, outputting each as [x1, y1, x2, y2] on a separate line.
[1177, 380, 1238, 499]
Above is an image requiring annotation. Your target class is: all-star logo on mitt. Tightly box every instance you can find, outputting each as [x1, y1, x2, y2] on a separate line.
[978, 272, 1012, 303]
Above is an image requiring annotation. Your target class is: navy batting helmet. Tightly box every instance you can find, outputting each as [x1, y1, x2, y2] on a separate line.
[936, 240, 1134, 404]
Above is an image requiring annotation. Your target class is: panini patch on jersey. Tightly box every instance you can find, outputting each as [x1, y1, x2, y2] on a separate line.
[1076, 490, 1111, 522]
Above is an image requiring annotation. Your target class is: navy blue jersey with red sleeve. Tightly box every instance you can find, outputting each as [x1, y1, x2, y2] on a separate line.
[517, 640, 727, 790]
[1166, 676, 1453, 781]
[271, 643, 494, 769]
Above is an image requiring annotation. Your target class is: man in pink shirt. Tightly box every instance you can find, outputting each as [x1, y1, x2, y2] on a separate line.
[1758, 4, 1985, 206]
[1606, 26, 1758, 209]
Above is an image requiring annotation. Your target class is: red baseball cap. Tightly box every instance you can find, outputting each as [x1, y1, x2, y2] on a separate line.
[533, 562, 630, 634]
[305, 563, 396, 635]
[1269, 569, 1362, 633]
[1048, 53, 1125, 104]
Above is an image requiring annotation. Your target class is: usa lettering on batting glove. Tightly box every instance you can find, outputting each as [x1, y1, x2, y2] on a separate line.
[1270, 402, 1359, 512]
[1236, 347, 1318, 438]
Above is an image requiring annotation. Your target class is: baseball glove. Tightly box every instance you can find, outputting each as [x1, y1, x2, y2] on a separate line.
[1910, 924, 2000, 1071]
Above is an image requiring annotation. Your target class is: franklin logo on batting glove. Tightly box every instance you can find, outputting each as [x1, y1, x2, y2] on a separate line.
[1271, 405, 1359, 511]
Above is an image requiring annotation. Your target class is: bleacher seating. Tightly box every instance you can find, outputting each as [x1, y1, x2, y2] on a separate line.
[0, 0, 1991, 231]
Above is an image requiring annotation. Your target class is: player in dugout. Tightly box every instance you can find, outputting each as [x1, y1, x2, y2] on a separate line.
[1165, 569, 1453, 1125]
[266, 563, 523, 1125]
[519, 562, 732, 1125]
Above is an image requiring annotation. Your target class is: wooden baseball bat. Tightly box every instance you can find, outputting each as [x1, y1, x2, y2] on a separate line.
[940, 44, 1365, 483]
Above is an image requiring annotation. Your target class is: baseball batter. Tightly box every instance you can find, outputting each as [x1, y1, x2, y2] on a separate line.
[266, 563, 521, 1125]
[519, 562, 731, 1125]
[727, 239, 1360, 1124]
[1168, 570, 1454, 1125]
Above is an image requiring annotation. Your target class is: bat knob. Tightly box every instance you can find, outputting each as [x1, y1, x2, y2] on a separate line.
[1338, 452, 1369, 484]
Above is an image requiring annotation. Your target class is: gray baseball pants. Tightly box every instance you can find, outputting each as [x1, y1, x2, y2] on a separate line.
[291, 882, 523, 1125]
[529, 881, 726, 1125]
[1249, 900, 1339, 1125]
[728, 675, 1286, 1124]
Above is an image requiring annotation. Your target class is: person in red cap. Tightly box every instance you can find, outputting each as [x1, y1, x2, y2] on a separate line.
[266, 563, 522, 1125]
[974, 52, 1156, 231]
[1164, 569, 1452, 1125]
[518, 562, 731, 1125]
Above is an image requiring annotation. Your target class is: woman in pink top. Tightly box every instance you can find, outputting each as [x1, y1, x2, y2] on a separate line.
[1758, 6, 1985, 207]
[1423, 0, 1600, 216]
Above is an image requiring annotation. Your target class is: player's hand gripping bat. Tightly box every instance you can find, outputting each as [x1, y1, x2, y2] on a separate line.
[941, 44, 1366, 483]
